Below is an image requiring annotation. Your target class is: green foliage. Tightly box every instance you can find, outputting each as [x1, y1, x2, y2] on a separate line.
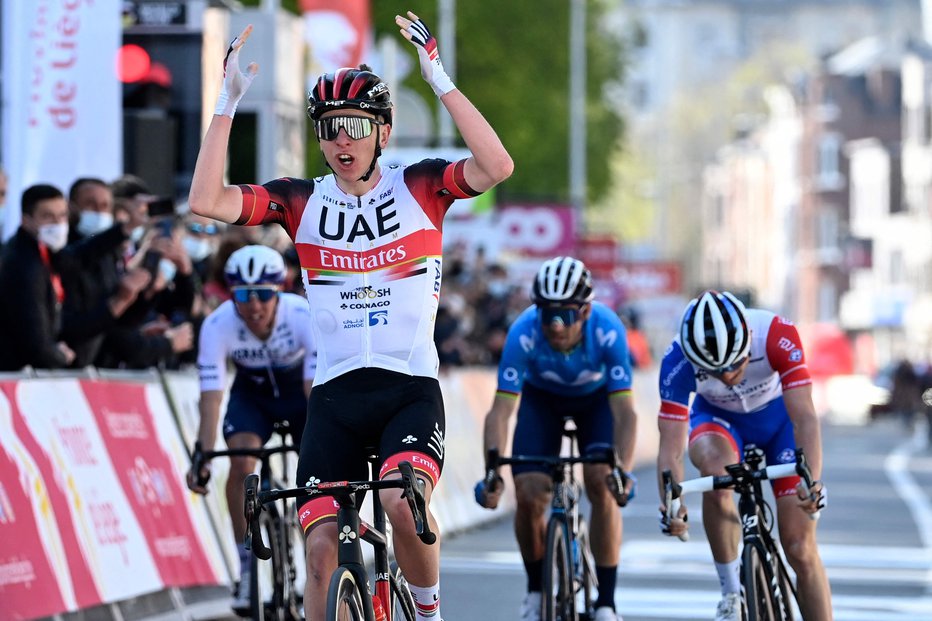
[371, 1, 626, 205]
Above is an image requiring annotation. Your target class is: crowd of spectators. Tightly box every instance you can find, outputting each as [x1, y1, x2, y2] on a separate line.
[0, 171, 658, 375]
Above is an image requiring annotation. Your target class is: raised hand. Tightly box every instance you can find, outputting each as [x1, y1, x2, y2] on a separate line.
[215, 25, 259, 117]
[395, 11, 455, 97]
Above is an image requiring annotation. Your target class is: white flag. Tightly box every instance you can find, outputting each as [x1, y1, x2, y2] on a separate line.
[2, 0, 122, 240]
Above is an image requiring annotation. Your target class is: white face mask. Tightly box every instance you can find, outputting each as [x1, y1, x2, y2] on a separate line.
[130, 225, 145, 243]
[38, 222, 69, 252]
[182, 235, 214, 262]
[77, 211, 114, 236]
[158, 258, 177, 282]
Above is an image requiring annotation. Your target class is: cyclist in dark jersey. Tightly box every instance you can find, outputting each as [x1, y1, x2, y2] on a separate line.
[186, 245, 316, 613]
[476, 257, 638, 621]
[187, 11, 513, 621]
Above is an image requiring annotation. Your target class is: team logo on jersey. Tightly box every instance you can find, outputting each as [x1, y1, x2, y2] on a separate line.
[789, 349, 802, 362]
[341, 300, 390, 310]
[777, 337, 797, 352]
[343, 318, 365, 329]
[596, 327, 617, 347]
[402, 435, 417, 444]
[340, 287, 391, 300]
[318, 199, 400, 243]
[777, 448, 795, 464]
[369, 310, 389, 326]
[610, 365, 628, 381]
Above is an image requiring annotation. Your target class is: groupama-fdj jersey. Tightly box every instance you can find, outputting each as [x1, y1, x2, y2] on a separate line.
[197, 292, 317, 441]
[235, 159, 478, 385]
[496, 302, 635, 399]
[657, 308, 812, 496]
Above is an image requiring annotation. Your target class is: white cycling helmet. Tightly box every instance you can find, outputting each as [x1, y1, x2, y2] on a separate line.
[531, 256, 594, 306]
[224, 245, 286, 287]
[680, 290, 751, 372]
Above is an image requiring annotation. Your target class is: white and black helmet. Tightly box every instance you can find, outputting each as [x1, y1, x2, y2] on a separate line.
[680, 290, 750, 371]
[531, 256, 594, 306]
[224, 245, 286, 287]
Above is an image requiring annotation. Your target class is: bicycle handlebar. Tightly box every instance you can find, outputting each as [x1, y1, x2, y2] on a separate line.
[484, 447, 615, 478]
[191, 441, 298, 488]
[661, 447, 820, 542]
[244, 460, 436, 561]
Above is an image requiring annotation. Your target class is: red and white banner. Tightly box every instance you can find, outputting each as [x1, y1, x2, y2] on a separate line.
[0, 378, 223, 620]
[301, 0, 372, 74]
[1, 0, 122, 241]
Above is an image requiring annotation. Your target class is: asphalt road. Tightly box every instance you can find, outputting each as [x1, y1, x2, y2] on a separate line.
[198, 417, 932, 621]
[438, 417, 932, 621]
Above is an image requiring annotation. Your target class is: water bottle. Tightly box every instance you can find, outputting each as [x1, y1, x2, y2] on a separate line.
[372, 594, 387, 621]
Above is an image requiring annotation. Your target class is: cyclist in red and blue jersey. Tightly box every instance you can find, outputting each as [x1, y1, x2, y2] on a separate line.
[188, 11, 513, 621]
[656, 290, 832, 621]
[476, 257, 638, 621]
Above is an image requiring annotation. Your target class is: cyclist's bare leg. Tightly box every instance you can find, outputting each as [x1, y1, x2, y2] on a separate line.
[688, 433, 741, 563]
[225, 432, 262, 544]
[776, 495, 833, 620]
[380, 475, 440, 586]
[304, 522, 338, 621]
[582, 463, 620, 566]
[513, 472, 552, 563]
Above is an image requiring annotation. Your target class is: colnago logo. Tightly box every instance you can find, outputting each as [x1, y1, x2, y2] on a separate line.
[340, 287, 391, 300]
[341, 300, 390, 310]
[318, 245, 407, 271]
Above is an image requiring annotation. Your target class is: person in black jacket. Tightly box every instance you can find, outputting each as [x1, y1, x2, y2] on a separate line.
[0, 184, 146, 371]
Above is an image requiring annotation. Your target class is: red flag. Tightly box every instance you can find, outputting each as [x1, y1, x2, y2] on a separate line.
[300, 0, 372, 72]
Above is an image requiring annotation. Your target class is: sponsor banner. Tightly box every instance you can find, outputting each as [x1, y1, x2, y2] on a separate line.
[1, 0, 121, 240]
[80, 380, 219, 588]
[0, 377, 224, 619]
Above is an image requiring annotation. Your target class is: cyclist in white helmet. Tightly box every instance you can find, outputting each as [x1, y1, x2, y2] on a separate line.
[656, 290, 832, 621]
[476, 257, 638, 621]
[186, 245, 316, 614]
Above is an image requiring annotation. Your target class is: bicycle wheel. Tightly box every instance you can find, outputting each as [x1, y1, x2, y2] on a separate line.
[251, 509, 282, 621]
[770, 551, 798, 621]
[543, 518, 577, 621]
[389, 561, 417, 620]
[326, 567, 366, 621]
[741, 542, 779, 621]
[275, 505, 305, 621]
[574, 517, 597, 619]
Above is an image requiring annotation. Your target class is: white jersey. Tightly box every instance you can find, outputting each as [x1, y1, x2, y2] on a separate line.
[659, 309, 812, 420]
[197, 292, 317, 393]
[234, 159, 480, 384]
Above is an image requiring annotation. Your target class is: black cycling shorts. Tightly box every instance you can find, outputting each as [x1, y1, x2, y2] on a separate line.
[295, 368, 446, 532]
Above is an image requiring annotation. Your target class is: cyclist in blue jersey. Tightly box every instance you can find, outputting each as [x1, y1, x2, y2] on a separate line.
[475, 257, 639, 621]
[186, 245, 316, 614]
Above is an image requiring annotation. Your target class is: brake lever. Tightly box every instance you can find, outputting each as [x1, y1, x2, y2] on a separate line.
[244, 473, 272, 560]
[398, 461, 437, 545]
[662, 470, 689, 542]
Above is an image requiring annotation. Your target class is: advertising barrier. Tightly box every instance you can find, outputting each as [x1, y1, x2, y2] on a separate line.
[0, 375, 226, 620]
[0, 366, 660, 620]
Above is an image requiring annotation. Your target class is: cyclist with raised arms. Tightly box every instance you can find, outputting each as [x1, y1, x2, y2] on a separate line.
[186, 245, 316, 613]
[476, 257, 638, 621]
[188, 10, 513, 620]
[656, 290, 832, 621]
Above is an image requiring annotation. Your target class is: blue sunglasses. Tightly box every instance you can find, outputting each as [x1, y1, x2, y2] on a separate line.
[539, 306, 583, 327]
[232, 287, 278, 303]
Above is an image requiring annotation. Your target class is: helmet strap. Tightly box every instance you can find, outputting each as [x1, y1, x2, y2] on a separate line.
[358, 129, 383, 182]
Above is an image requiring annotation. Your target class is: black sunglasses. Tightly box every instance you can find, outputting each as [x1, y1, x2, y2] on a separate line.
[539, 305, 584, 327]
[315, 115, 385, 141]
[232, 287, 278, 303]
[712, 356, 749, 375]
[187, 222, 220, 236]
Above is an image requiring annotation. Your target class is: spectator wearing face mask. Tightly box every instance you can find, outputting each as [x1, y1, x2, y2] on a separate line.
[182, 212, 222, 284]
[0, 184, 147, 370]
[60, 178, 157, 366]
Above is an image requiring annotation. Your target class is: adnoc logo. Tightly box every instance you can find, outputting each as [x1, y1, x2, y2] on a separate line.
[369, 310, 389, 326]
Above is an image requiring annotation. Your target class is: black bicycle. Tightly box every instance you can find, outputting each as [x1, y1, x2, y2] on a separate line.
[191, 423, 302, 621]
[245, 455, 435, 621]
[662, 446, 820, 621]
[484, 419, 618, 621]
